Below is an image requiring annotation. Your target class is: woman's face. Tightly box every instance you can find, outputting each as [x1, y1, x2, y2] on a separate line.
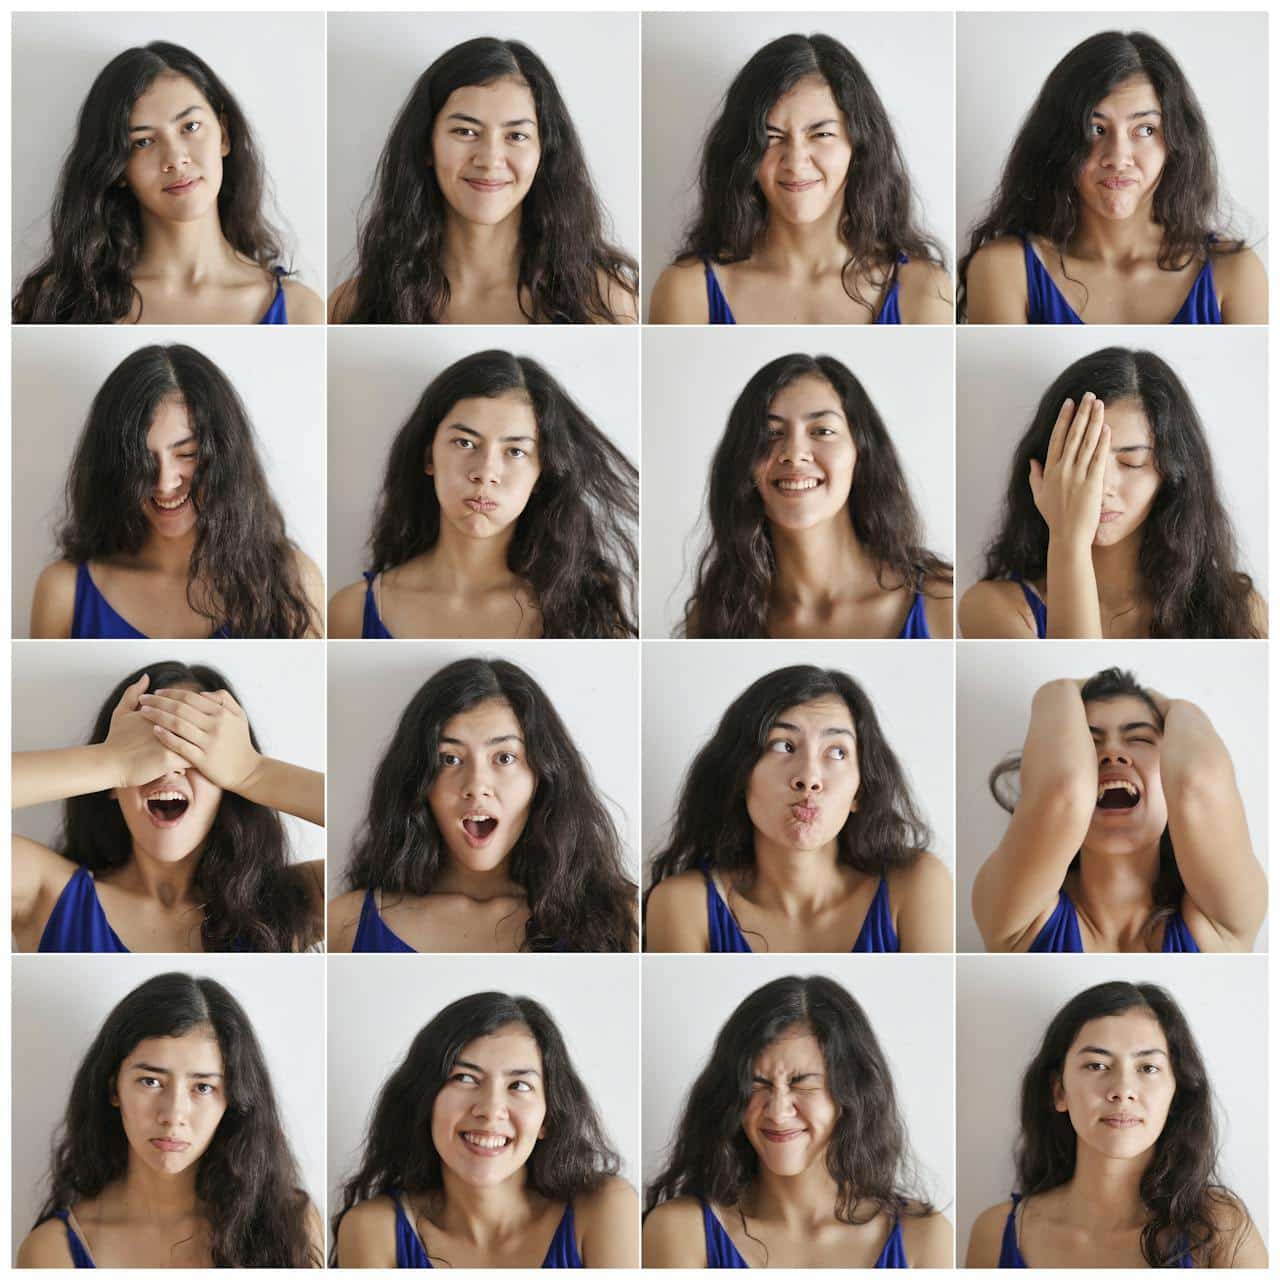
[428, 391, 541, 544]
[1082, 694, 1168, 855]
[113, 1025, 229, 1177]
[755, 75, 853, 228]
[431, 1025, 547, 1187]
[746, 695, 860, 854]
[1074, 74, 1167, 223]
[142, 394, 199, 542]
[114, 682, 223, 863]
[124, 72, 229, 224]
[1092, 398, 1162, 548]
[751, 375, 856, 534]
[1054, 1009, 1176, 1163]
[430, 77, 541, 228]
[427, 697, 537, 874]
[741, 1026, 838, 1178]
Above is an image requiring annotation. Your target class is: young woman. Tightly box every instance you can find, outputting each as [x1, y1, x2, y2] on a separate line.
[29, 343, 325, 639]
[960, 30, 1266, 323]
[13, 661, 325, 952]
[679, 353, 952, 639]
[329, 658, 637, 953]
[649, 34, 951, 325]
[333, 990, 638, 1267]
[329, 350, 636, 640]
[17, 971, 322, 1267]
[329, 37, 636, 323]
[959, 347, 1266, 639]
[644, 975, 951, 1267]
[966, 981, 1266, 1267]
[644, 665, 952, 953]
[974, 668, 1265, 953]
[13, 42, 322, 324]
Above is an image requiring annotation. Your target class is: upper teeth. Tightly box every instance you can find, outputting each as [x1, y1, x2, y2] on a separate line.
[777, 478, 820, 491]
[1098, 780, 1138, 800]
[149, 791, 186, 802]
[464, 813, 494, 822]
[463, 1133, 509, 1149]
[154, 493, 188, 510]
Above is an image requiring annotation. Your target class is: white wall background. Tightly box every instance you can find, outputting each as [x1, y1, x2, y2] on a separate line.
[641, 326, 954, 638]
[327, 327, 639, 596]
[326, 641, 639, 900]
[12, 640, 326, 869]
[955, 641, 1268, 954]
[642, 641, 953, 880]
[957, 954, 1268, 1262]
[956, 13, 1268, 266]
[12, 12, 326, 292]
[327, 13, 640, 293]
[956, 327, 1268, 596]
[12, 953, 326, 1262]
[328, 954, 640, 1239]
[643, 954, 955, 1225]
[641, 12, 955, 312]
[12, 326, 326, 639]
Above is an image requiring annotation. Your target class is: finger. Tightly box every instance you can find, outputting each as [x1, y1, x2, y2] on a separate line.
[117, 672, 151, 714]
[209, 688, 246, 719]
[1062, 392, 1095, 467]
[139, 693, 218, 730]
[139, 704, 210, 747]
[149, 688, 224, 715]
[152, 724, 204, 765]
[1046, 398, 1075, 466]
[1085, 422, 1110, 476]
[1028, 458, 1043, 497]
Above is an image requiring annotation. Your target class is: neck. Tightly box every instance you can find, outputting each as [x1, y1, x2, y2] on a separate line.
[133, 529, 198, 576]
[1090, 534, 1145, 610]
[746, 1160, 840, 1228]
[1060, 1142, 1152, 1230]
[769, 518, 879, 606]
[1074, 842, 1164, 938]
[755, 205, 848, 274]
[432, 856, 522, 901]
[435, 1167, 536, 1245]
[118, 845, 204, 910]
[117, 1155, 202, 1222]
[427, 525, 518, 592]
[441, 211, 523, 289]
[745, 837, 846, 917]
[1068, 206, 1162, 264]
[134, 209, 240, 283]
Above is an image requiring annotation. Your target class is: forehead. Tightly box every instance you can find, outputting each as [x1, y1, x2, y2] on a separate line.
[1084, 694, 1158, 732]
[1068, 1008, 1168, 1056]
[767, 74, 841, 124]
[753, 1026, 825, 1072]
[767, 375, 845, 421]
[438, 77, 538, 126]
[1102, 398, 1153, 448]
[772, 694, 855, 734]
[457, 1025, 543, 1070]
[440, 391, 538, 440]
[130, 71, 212, 123]
[123, 1026, 224, 1073]
[147, 395, 194, 448]
[1093, 73, 1160, 116]
[440, 696, 522, 743]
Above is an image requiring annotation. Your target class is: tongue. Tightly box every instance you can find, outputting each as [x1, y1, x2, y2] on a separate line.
[463, 817, 497, 839]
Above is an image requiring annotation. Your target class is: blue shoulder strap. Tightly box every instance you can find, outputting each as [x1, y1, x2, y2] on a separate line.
[702, 260, 735, 325]
[1028, 891, 1083, 953]
[361, 572, 394, 639]
[353, 889, 417, 953]
[38, 869, 129, 953]
[51, 1210, 96, 1269]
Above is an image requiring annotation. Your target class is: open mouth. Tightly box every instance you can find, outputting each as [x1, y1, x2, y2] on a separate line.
[461, 814, 499, 846]
[460, 1131, 512, 1154]
[774, 477, 823, 494]
[1096, 779, 1140, 811]
[151, 492, 191, 514]
[146, 792, 190, 826]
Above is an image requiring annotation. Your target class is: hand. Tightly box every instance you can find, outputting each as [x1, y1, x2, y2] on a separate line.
[138, 687, 262, 794]
[1144, 687, 1172, 719]
[1028, 393, 1110, 546]
[104, 673, 188, 788]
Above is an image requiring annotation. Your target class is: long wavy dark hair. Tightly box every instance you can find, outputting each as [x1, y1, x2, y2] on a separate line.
[345, 658, 637, 952]
[682, 353, 951, 638]
[676, 34, 946, 315]
[56, 344, 317, 638]
[342, 37, 635, 323]
[14, 42, 285, 323]
[958, 30, 1243, 320]
[646, 666, 930, 929]
[368, 349, 637, 638]
[646, 975, 931, 1247]
[981, 348, 1258, 638]
[990, 668, 1184, 938]
[33, 972, 318, 1266]
[1016, 981, 1244, 1267]
[59, 661, 316, 952]
[332, 991, 620, 1264]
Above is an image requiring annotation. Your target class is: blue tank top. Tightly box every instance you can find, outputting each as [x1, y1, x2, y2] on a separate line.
[898, 591, 930, 638]
[38, 868, 128, 953]
[702, 865, 899, 952]
[393, 1193, 581, 1268]
[998, 1194, 1193, 1268]
[1028, 890, 1200, 953]
[260, 267, 288, 325]
[361, 572, 394, 639]
[702, 255, 905, 324]
[70, 563, 230, 639]
[50, 1210, 95, 1269]
[352, 889, 416, 953]
[700, 1200, 907, 1268]
[1010, 577, 1048, 638]
[1021, 236, 1221, 325]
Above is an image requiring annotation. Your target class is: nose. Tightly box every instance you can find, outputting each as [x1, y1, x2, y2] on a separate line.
[467, 445, 502, 486]
[779, 135, 813, 171]
[790, 750, 823, 794]
[1100, 449, 1123, 496]
[157, 1086, 191, 1127]
[474, 132, 508, 171]
[459, 758, 495, 800]
[1097, 129, 1133, 170]
[763, 1086, 798, 1121]
[155, 454, 185, 494]
[1106, 1072, 1140, 1103]
[777, 427, 813, 466]
[159, 134, 191, 174]
[1097, 743, 1132, 767]
[471, 1082, 510, 1121]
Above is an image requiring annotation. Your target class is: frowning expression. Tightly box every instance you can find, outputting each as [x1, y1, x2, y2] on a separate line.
[1083, 695, 1168, 856]
[756, 75, 852, 227]
[741, 1026, 838, 1177]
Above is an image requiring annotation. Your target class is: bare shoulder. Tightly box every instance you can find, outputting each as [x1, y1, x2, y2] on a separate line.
[897, 258, 954, 324]
[336, 1195, 398, 1268]
[889, 852, 953, 899]
[886, 853, 954, 952]
[965, 1200, 1014, 1267]
[328, 888, 366, 953]
[1203, 1190, 1268, 1267]
[328, 579, 369, 639]
[964, 236, 1028, 324]
[1212, 245, 1267, 325]
[292, 547, 326, 636]
[648, 259, 709, 324]
[598, 269, 638, 323]
[30, 559, 78, 639]
[576, 1175, 638, 1223]
[642, 1196, 706, 1268]
[1245, 589, 1268, 638]
[17, 1217, 76, 1268]
[923, 575, 954, 638]
[282, 278, 325, 325]
[899, 1205, 954, 1268]
[959, 579, 1039, 639]
[328, 276, 359, 324]
[644, 870, 710, 952]
[576, 1176, 640, 1266]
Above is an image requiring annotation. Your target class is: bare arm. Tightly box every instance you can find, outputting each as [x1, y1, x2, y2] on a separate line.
[963, 239, 1028, 324]
[335, 1198, 398, 1268]
[642, 873, 710, 952]
[293, 548, 326, 638]
[965, 1203, 1013, 1268]
[972, 680, 1096, 950]
[901, 1210, 955, 1268]
[577, 1177, 640, 1267]
[328, 581, 368, 639]
[892, 854, 954, 952]
[897, 260, 954, 325]
[328, 276, 358, 323]
[239, 756, 325, 827]
[641, 1199, 706, 1268]
[958, 580, 1041, 639]
[29, 560, 77, 639]
[1217, 247, 1268, 325]
[648, 261, 709, 324]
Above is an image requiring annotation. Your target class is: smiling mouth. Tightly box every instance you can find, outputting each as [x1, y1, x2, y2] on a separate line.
[146, 791, 190, 826]
[774, 477, 823, 494]
[151, 492, 191, 514]
[465, 179, 511, 192]
[1096, 779, 1141, 811]
[779, 180, 820, 192]
[761, 1127, 807, 1142]
[460, 1131, 513, 1154]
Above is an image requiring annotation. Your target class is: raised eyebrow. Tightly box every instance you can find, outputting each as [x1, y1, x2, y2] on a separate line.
[129, 105, 205, 133]
[770, 719, 854, 739]
[1091, 107, 1162, 121]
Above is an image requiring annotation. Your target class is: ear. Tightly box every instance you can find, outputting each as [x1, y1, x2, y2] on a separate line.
[219, 114, 232, 158]
[1052, 1075, 1068, 1113]
[109, 1084, 120, 1108]
[849, 788, 859, 814]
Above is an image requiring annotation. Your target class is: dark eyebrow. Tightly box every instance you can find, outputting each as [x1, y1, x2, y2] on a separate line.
[156, 434, 196, 450]
[1076, 1045, 1168, 1058]
[447, 112, 537, 129]
[445, 422, 537, 445]
[1088, 720, 1160, 736]
[439, 734, 525, 747]
[766, 118, 840, 131]
[132, 1062, 224, 1078]
[765, 409, 845, 423]
[771, 720, 854, 740]
[1112, 444, 1153, 454]
[129, 105, 205, 133]
[1091, 108, 1162, 121]
[454, 1058, 541, 1077]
